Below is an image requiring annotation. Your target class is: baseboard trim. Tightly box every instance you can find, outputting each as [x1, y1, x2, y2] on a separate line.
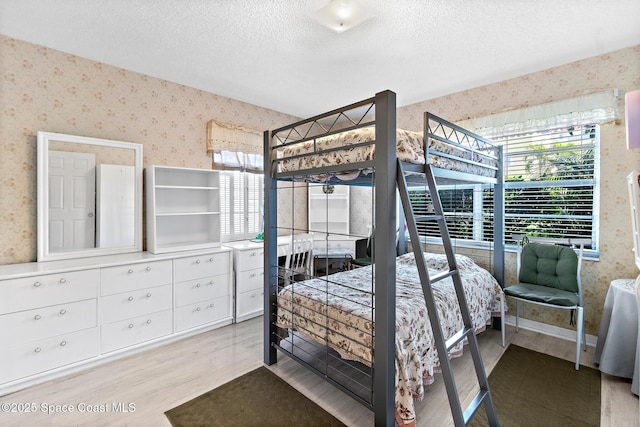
[505, 314, 598, 347]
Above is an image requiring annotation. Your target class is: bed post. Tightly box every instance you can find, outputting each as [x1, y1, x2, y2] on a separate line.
[493, 145, 505, 287]
[264, 129, 278, 365]
[374, 90, 396, 426]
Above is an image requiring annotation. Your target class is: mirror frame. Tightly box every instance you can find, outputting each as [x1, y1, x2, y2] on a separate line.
[37, 131, 144, 262]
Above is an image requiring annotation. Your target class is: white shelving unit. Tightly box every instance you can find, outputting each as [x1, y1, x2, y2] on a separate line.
[146, 166, 221, 254]
[308, 183, 350, 236]
[308, 183, 363, 253]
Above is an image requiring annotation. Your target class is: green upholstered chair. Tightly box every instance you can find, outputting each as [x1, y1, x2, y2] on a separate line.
[504, 238, 586, 370]
[351, 233, 373, 267]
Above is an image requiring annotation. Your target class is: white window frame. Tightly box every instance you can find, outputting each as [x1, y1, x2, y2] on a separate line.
[411, 124, 600, 257]
[220, 170, 264, 242]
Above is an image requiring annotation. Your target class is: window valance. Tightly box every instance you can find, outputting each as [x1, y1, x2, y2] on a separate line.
[206, 119, 263, 172]
[457, 89, 621, 138]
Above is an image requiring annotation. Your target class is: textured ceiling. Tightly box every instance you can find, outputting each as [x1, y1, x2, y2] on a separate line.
[1, 0, 639, 117]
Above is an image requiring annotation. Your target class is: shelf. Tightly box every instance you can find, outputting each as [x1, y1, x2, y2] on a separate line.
[155, 212, 220, 217]
[152, 240, 221, 254]
[308, 184, 349, 237]
[153, 166, 220, 188]
[146, 166, 221, 254]
[155, 185, 219, 190]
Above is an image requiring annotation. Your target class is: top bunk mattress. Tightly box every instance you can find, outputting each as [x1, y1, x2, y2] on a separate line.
[277, 127, 499, 181]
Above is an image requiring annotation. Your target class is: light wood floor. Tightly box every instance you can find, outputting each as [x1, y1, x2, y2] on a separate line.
[1, 317, 638, 426]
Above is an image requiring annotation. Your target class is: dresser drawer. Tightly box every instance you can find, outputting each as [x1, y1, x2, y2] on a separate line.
[100, 309, 173, 353]
[235, 248, 264, 272]
[0, 328, 98, 384]
[236, 268, 264, 293]
[101, 284, 172, 324]
[174, 251, 230, 282]
[100, 260, 172, 296]
[0, 299, 97, 346]
[174, 274, 230, 307]
[236, 289, 263, 319]
[0, 269, 98, 315]
[175, 296, 231, 332]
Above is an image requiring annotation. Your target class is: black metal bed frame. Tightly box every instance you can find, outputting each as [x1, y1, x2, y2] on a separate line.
[263, 90, 504, 426]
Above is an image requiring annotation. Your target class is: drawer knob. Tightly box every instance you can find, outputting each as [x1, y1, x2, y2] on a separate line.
[196, 260, 201, 264]
[146, 319, 152, 324]
[146, 292, 152, 298]
[195, 283, 201, 288]
[60, 341, 67, 347]
[208, 281, 214, 285]
[250, 252, 256, 257]
[34, 347, 42, 353]
[146, 266, 151, 271]
[128, 296, 134, 302]
[209, 303, 214, 308]
[196, 307, 201, 312]
[128, 269, 134, 274]
[208, 257, 214, 262]
[128, 324, 134, 329]
[34, 314, 42, 320]
[59, 278, 67, 284]
[33, 281, 42, 288]
[59, 309, 67, 315]
[250, 273, 256, 278]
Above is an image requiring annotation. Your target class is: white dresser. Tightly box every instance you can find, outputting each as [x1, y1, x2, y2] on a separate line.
[0, 269, 99, 385]
[174, 252, 232, 331]
[223, 238, 292, 323]
[0, 248, 232, 395]
[99, 259, 174, 353]
[223, 240, 265, 323]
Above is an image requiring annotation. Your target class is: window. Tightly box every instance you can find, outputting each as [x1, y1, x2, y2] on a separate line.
[220, 171, 264, 241]
[411, 124, 599, 254]
[409, 183, 493, 244]
[501, 124, 599, 250]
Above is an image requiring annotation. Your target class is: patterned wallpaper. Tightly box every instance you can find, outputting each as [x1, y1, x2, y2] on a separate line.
[0, 35, 305, 264]
[1, 33, 639, 335]
[398, 45, 640, 335]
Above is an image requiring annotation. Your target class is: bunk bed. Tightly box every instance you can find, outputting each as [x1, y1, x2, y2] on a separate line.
[263, 91, 505, 426]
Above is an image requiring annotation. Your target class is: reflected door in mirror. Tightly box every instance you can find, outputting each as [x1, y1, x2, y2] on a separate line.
[96, 164, 135, 248]
[48, 150, 96, 252]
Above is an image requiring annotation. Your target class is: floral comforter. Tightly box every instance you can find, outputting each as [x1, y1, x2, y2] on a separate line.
[278, 127, 498, 180]
[276, 252, 503, 427]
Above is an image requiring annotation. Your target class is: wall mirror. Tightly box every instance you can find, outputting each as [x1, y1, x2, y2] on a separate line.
[37, 131, 143, 262]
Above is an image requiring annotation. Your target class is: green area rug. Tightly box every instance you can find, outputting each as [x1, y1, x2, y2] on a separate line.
[165, 366, 346, 427]
[469, 344, 601, 426]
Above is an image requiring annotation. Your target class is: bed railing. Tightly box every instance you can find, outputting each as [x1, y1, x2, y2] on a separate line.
[269, 97, 377, 180]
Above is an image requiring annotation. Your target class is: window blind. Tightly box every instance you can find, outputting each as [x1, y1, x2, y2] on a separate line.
[410, 124, 598, 252]
[220, 170, 264, 241]
[499, 124, 598, 247]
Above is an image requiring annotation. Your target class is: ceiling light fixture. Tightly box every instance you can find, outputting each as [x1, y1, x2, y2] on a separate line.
[311, 0, 374, 33]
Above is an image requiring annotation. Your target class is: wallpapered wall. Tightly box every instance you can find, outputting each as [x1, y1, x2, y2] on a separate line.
[1, 33, 639, 335]
[397, 45, 640, 335]
[0, 34, 306, 265]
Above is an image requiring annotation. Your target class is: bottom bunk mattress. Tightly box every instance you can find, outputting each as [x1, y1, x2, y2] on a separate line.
[275, 251, 503, 427]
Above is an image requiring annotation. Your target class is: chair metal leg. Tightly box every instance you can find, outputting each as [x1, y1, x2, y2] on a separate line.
[582, 313, 587, 352]
[575, 306, 584, 370]
[500, 290, 506, 347]
[515, 299, 520, 332]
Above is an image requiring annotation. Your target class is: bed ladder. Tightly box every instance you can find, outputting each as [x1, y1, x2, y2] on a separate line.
[396, 160, 500, 427]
